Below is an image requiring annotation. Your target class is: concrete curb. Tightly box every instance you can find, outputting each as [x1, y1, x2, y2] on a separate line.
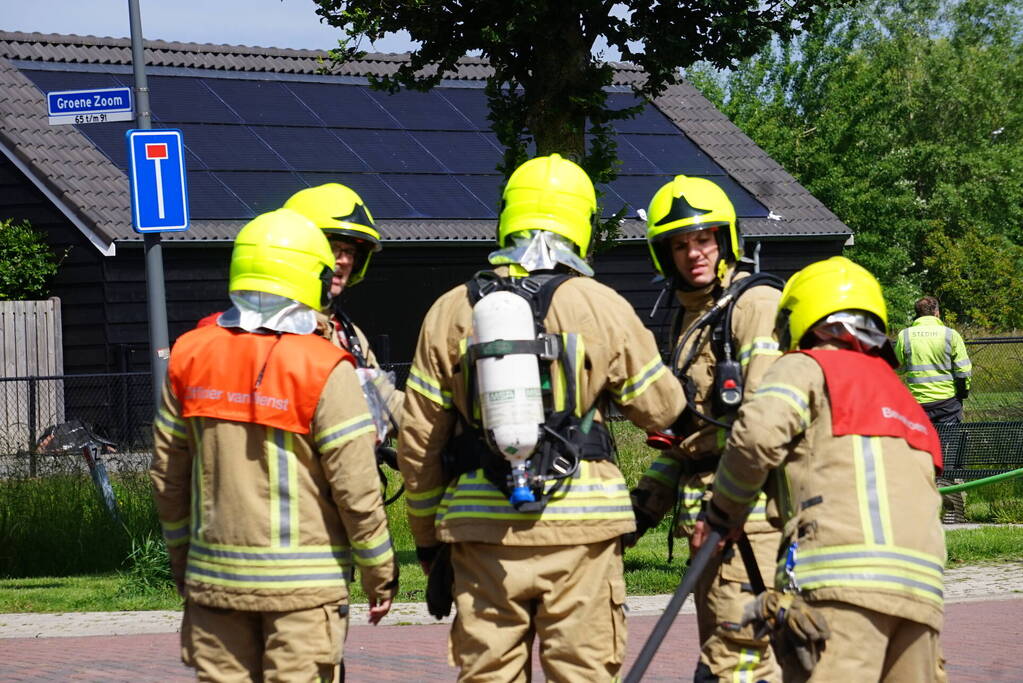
[2, 561, 1021, 639]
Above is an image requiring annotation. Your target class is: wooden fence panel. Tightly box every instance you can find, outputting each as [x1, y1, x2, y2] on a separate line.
[0, 298, 63, 452]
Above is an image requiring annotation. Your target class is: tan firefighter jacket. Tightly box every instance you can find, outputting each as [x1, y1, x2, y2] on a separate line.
[713, 349, 945, 631]
[151, 327, 397, 613]
[632, 267, 783, 552]
[397, 266, 685, 548]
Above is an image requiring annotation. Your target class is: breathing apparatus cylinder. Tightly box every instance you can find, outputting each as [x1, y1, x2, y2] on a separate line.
[471, 291, 545, 505]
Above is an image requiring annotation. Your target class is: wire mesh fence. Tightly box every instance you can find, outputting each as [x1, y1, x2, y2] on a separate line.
[0, 363, 414, 478]
[961, 337, 1023, 422]
[0, 339, 1018, 476]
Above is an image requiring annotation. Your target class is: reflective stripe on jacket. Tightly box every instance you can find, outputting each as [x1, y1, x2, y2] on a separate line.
[152, 328, 397, 612]
[714, 350, 946, 631]
[397, 266, 685, 547]
[895, 316, 972, 404]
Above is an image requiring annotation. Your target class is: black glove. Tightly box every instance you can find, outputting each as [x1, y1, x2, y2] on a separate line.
[425, 544, 455, 620]
[376, 444, 399, 470]
[622, 507, 656, 549]
[741, 590, 831, 673]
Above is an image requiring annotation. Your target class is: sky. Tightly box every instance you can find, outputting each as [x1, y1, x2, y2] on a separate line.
[3, 0, 415, 52]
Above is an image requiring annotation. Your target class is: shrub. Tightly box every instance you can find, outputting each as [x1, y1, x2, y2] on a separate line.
[0, 218, 62, 301]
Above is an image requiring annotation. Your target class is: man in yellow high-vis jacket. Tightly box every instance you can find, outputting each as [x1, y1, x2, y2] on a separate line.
[895, 296, 972, 425]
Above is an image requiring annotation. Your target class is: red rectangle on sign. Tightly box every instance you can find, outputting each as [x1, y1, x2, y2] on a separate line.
[145, 143, 168, 160]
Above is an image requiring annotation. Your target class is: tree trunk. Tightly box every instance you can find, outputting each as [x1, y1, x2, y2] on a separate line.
[524, 9, 591, 161]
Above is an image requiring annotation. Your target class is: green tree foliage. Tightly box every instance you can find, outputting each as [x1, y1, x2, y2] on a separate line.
[688, 0, 1023, 329]
[0, 219, 60, 301]
[313, 0, 839, 250]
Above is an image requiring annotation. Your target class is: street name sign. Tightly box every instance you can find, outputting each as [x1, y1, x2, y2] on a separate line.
[126, 129, 190, 233]
[47, 87, 134, 125]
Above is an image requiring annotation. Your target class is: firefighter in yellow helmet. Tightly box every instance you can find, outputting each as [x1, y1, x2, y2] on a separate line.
[285, 183, 403, 483]
[150, 208, 397, 681]
[704, 256, 946, 681]
[628, 175, 785, 682]
[396, 154, 684, 680]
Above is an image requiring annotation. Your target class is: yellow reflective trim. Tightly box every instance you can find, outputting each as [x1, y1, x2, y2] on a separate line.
[872, 438, 894, 545]
[190, 418, 205, 543]
[796, 557, 943, 585]
[156, 406, 187, 438]
[268, 429, 281, 548]
[570, 333, 585, 417]
[796, 574, 943, 604]
[192, 539, 348, 553]
[732, 648, 762, 683]
[753, 383, 810, 429]
[286, 431, 299, 548]
[408, 365, 452, 408]
[162, 517, 189, 530]
[408, 486, 446, 501]
[616, 356, 668, 403]
[797, 543, 945, 574]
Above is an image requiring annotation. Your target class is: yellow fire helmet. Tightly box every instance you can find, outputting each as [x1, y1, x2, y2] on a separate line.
[498, 153, 598, 258]
[284, 183, 381, 286]
[645, 175, 740, 281]
[776, 256, 889, 351]
[229, 208, 334, 311]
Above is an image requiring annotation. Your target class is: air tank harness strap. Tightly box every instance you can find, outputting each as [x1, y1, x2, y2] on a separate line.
[444, 419, 614, 478]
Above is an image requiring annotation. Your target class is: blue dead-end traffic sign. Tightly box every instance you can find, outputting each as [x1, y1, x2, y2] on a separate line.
[126, 129, 189, 233]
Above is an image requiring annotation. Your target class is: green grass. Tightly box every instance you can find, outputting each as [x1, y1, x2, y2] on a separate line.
[0, 574, 180, 612]
[945, 526, 1023, 567]
[964, 477, 1023, 523]
[1, 423, 1021, 613]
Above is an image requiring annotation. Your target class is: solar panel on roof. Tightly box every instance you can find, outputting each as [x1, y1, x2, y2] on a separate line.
[72, 121, 134, 169]
[414, 131, 502, 174]
[148, 76, 241, 125]
[177, 124, 288, 171]
[624, 134, 720, 176]
[299, 172, 414, 220]
[365, 88, 473, 131]
[587, 134, 658, 175]
[383, 174, 492, 219]
[203, 79, 320, 126]
[186, 171, 252, 219]
[336, 129, 443, 173]
[608, 175, 674, 217]
[454, 175, 504, 218]
[596, 184, 629, 218]
[437, 88, 493, 131]
[705, 175, 769, 217]
[284, 83, 400, 129]
[606, 93, 681, 135]
[251, 126, 368, 173]
[21, 69, 127, 95]
[214, 171, 307, 215]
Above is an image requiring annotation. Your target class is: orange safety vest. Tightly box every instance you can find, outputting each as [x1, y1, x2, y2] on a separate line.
[168, 325, 353, 434]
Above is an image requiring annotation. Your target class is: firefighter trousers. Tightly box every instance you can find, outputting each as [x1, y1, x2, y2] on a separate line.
[785, 600, 942, 683]
[693, 530, 781, 683]
[449, 538, 626, 682]
[181, 599, 349, 682]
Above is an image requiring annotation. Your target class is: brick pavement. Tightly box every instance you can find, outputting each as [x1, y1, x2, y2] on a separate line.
[1, 597, 1020, 681]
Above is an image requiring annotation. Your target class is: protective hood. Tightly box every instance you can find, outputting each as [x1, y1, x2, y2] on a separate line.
[487, 230, 594, 277]
[218, 290, 319, 335]
[809, 310, 899, 368]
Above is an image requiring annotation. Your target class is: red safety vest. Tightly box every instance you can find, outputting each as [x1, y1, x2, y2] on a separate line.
[169, 325, 352, 434]
[799, 349, 943, 471]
